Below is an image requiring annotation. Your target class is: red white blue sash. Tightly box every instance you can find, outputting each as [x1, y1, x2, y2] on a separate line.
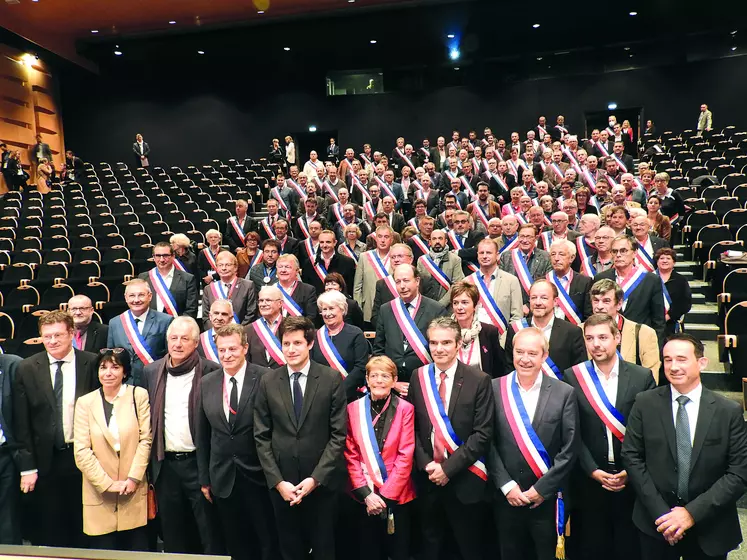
[297, 217, 311, 239]
[324, 180, 340, 203]
[473, 203, 490, 230]
[490, 172, 508, 192]
[172, 257, 186, 272]
[503, 203, 517, 216]
[571, 361, 625, 441]
[656, 271, 672, 315]
[539, 161, 548, 174]
[289, 179, 307, 202]
[507, 159, 520, 178]
[249, 250, 263, 269]
[271, 187, 289, 213]
[312, 259, 329, 283]
[340, 243, 358, 262]
[547, 271, 582, 326]
[576, 238, 595, 276]
[459, 176, 476, 199]
[367, 251, 397, 298]
[516, 213, 528, 225]
[407, 217, 420, 232]
[417, 364, 487, 481]
[500, 234, 520, 254]
[392, 298, 431, 364]
[540, 231, 554, 251]
[303, 238, 316, 263]
[612, 154, 628, 173]
[261, 218, 276, 239]
[349, 394, 388, 489]
[121, 311, 155, 365]
[351, 176, 371, 201]
[511, 250, 534, 295]
[202, 248, 218, 272]
[467, 272, 507, 335]
[550, 163, 565, 180]
[555, 125, 568, 136]
[618, 267, 647, 305]
[210, 281, 240, 323]
[509, 320, 563, 379]
[278, 283, 303, 316]
[331, 203, 345, 227]
[421, 255, 451, 291]
[149, 268, 178, 316]
[580, 168, 597, 193]
[316, 326, 348, 377]
[252, 319, 286, 364]
[606, 174, 618, 189]
[447, 232, 477, 272]
[360, 153, 373, 168]
[228, 217, 245, 241]
[635, 243, 655, 272]
[595, 141, 610, 158]
[363, 201, 376, 221]
[410, 235, 429, 255]
[375, 177, 395, 200]
[471, 158, 483, 174]
[537, 125, 548, 137]
[562, 147, 579, 166]
[420, 146, 431, 160]
[396, 148, 416, 171]
[200, 329, 219, 363]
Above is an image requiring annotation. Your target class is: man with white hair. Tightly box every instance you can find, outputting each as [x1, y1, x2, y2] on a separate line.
[245, 286, 286, 369]
[548, 239, 593, 323]
[198, 299, 235, 361]
[620, 172, 647, 206]
[201, 251, 258, 328]
[487, 217, 502, 239]
[540, 211, 581, 251]
[574, 213, 600, 275]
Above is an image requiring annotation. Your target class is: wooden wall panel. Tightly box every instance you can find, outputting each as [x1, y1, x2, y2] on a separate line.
[0, 45, 65, 168]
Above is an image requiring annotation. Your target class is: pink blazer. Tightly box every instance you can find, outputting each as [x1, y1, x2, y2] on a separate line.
[344, 395, 416, 504]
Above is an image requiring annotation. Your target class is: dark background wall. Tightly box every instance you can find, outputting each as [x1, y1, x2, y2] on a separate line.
[59, 54, 747, 168]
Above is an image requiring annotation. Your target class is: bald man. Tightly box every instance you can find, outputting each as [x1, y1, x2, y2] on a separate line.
[68, 294, 108, 353]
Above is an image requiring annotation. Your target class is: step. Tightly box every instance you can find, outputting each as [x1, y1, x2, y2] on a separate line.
[685, 303, 719, 325]
[688, 280, 712, 298]
[675, 261, 700, 276]
[683, 322, 719, 341]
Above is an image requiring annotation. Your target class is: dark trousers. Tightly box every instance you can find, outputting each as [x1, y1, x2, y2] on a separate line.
[353, 497, 412, 560]
[0, 448, 21, 544]
[89, 526, 148, 551]
[495, 498, 557, 560]
[155, 455, 222, 554]
[640, 530, 727, 560]
[31, 447, 85, 547]
[270, 484, 337, 560]
[215, 470, 278, 560]
[419, 485, 484, 560]
[572, 482, 639, 560]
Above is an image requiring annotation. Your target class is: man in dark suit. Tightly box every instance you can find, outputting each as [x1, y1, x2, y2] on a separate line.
[326, 137, 340, 163]
[500, 223, 553, 308]
[622, 334, 747, 560]
[630, 214, 669, 270]
[503, 280, 587, 376]
[132, 133, 150, 170]
[68, 294, 109, 353]
[13, 311, 99, 547]
[301, 230, 355, 296]
[370, 243, 441, 328]
[447, 210, 485, 277]
[273, 219, 300, 258]
[143, 317, 222, 555]
[201, 251, 258, 328]
[610, 141, 634, 175]
[254, 317, 347, 560]
[293, 197, 328, 240]
[381, 196, 406, 234]
[564, 313, 656, 560]
[489, 326, 579, 560]
[108, 279, 173, 387]
[408, 316, 494, 560]
[548, 239, 594, 322]
[276, 254, 319, 323]
[594, 235, 666, 341]
[372, 264, 446, 383]
[138, 242, 198, 319]
[30, 133, 52, 180]
[224, 199, 251, 253]
[245, 286, 286, 369]
[0, 353, 22, 544]
[198, 323, 278, 560]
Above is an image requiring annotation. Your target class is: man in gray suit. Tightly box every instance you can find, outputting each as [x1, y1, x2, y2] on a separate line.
[372, 264, 446, 387]
[139, 242, 198, 319]
[0, 353, 22, 544]
[489, 327, 579, 560]
[696, 103, 712, 135]
[416, 229, 465, 306]
[201, 251, 257, 328]
[500, 223, 552, 309]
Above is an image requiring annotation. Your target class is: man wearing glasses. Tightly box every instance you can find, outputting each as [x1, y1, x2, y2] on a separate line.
[138, 242, 198, 320]
[67, 294, 108, 353]
[446, 210, 485, 277]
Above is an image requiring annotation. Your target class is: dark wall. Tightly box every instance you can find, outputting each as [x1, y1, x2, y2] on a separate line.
[60, 55, 747, 168]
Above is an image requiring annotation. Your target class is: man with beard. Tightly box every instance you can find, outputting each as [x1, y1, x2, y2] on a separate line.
[466, 182, 502, 234]
[417, 229, 465, 306]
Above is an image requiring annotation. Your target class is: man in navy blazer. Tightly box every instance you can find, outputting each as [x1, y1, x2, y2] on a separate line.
[138, 242, 198, 319]
[0, 353, 22, 544]
[107, 279, 173, 387]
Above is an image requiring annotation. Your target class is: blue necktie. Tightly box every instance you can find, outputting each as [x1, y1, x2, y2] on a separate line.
[292, 372, 303, 421]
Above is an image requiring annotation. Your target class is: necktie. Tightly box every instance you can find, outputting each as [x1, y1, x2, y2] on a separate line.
[292, 372, 303, 421]
[74, 331, 82, 350]
[135, 317, 142, 334]
[434, 371, 448, 463]
[675, 395, 692, 501]
[229, 378, 238, 428]
[53, 361, 66, 448]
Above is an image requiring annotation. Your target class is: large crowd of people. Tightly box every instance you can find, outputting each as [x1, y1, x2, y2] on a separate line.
[1, 109, 745, 560]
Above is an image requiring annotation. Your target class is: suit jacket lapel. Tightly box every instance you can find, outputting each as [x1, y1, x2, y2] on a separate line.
[531, 378, 553, 430]
[690, 389, 716, 469]
[141, 312, 155, 340]
[35, 355, 56, 410]
[74, 350, 90, 399]
[659, 388, 678, 462]
[93, 392, 118, 450]
[277, 368, 297, 429]
[615, 361, 632, 407]
[448, 364, 464, 417]
[210, 373, 230, 431]
[298, 365, 320, 428]
[381, 394, 400, 442]
[235, 366, 257, 423]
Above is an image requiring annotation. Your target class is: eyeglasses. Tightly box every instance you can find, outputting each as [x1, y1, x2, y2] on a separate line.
[153, 254, 172, 259]
[367, 373, 394, 381]
[68, 306, 92, 313]
[258, 298, 282, 303]
[100, 348, 126, 355]
[610, 248, 631, 255]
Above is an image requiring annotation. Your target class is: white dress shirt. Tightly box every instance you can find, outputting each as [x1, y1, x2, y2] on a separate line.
[164, 368, 197, 452]
[501, 372, 544, 495]
[153, 266, 175, 313]
[223, 361, 248, 422]
[531, 316, 555, 343]
[289, 360, 311, 402]
[49, 348, 77, 443]
[430, 360, 459, 459]
[671, 383, 702, 446]
[592, 359, 620, 463]
[107, 385, 128, 453]
[133, 309, 149, 334]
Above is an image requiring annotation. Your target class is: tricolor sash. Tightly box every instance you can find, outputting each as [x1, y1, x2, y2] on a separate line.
[618, 267, 647, 306]
[420, 146, 432, 160]
[349, 394, 388, 489]
[278, 283, 303, 317]
[340, 243, 359, 262]
[360, 153, 373, 169]
[316, 326, 348, 377]
[500, 234, 520, 254]
[312, 258, 329, 283]
[509, 320, 563, 379]
[252, 318, 286, 364]
[473, 203, 491, 230]
[324, 180, 340, 203]
[571, 361, 626, 441]
[516, 213, 528, 225]
[507, 159, 520, 178]
[595, 141, 610, 158]
[562, 147, 579, 166]
[547, 271, 582, 326]
[121, 311, 155, 365]
[550, 163, 565, 181]
[271, 187, 289, 213]
[210, 281, 240, 323]
[539, 160, 548, 173]
[375, 177, 396, 200]
[555, 125, 569, 136]
[367, 251, 397, 298]
[297, 217, 311, 239]
[173, 259, 186, 272]
[503, 203, 517, 216]
[459, 176, 476, 199]
[612, 155, 628, 173]
[635, 243, 655, 272]
[396, 148, 416, 171]
[249, 250, 263, 270]
[331, 203, 345, 227]
[447, 231, 478, 272]
[202, 248, 218, 272]
[580, 168, 597, 193]
[289, 180, 307, 202]
[363, 200, 376, 221]
[149, 268, 178, 316]
[352, 176, 372, 201]
[417, 364, 488, 480]
[490, 172, 509, 193]
[391, 298, 431, 364]
[303, 238, 317, 263]
[540, 231, 554, 251]
[200, 329, 219, 363]
[657, 272, 672, 315]
[261, 218, 276, 240]
[467, 272, 508, 335]
[228, 217, 245, 241]
[576, 238, 595, 273]
[410, 235, 429, 255]
[511, 250, 534, 295]
[407, 217, 420, 232]
[538, 125, 549, 137]
[421, 255, 452, 291]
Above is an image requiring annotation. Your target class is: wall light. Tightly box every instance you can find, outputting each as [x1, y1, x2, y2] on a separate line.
[91, 30, 99, 34]
[284, 47, 291, 51]
[608, 102, 618, 110]
[20, 54, 36, 67]
[114, 50, 123, 56]
[309, 125, 317, 132]
[449, 48, 460, 61]
[447, 34, 455, 39]
[370, 39, 377, 44]
[168, 20, 176, 24]
[532, 23, 540, 28]
[197, 50, 205, 55]
[629, 11, 638, 16]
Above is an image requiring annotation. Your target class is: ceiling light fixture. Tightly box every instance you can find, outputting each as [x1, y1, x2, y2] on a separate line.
[732, 46, 738, 51]
[449, 48, 461, 61]
[370, 39, 377, 44]
[532, 23, 540, 28]
[168, 20, 176, 24]
[114, 50, 123, 56]
[257, 10, 265, 14]
[454, 67, 460, 71]
[197, 50, 205, 55]
[284, 47, 290, 51]
[624, 47, 630, 51]
[447, 34, 455, 39]
[629, 11, 637, 16]
[536, 57, 542, 61]
[91, 30, 99, 34]
[348, 0, 355, 3]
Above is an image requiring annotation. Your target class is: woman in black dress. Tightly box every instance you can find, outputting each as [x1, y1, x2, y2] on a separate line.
[655, 247, 692, 337]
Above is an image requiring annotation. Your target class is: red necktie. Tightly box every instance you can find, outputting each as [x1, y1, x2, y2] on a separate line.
[74, 331, 82, 350]
[434, 371, 448, 463]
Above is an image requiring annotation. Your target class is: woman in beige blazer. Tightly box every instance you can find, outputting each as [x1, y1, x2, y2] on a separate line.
[74, 349, 152, 550]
